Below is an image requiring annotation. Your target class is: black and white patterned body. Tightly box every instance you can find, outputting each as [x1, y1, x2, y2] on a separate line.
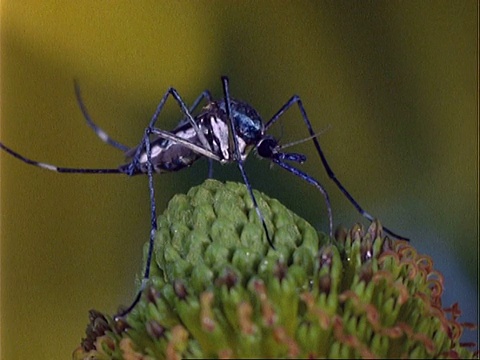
[125, 99, 265, 174]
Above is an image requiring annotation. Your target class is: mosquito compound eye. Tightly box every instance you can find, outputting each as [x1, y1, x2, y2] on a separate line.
[256, 137, 278, 158]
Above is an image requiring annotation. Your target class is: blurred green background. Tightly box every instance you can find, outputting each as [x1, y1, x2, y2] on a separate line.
[0, 2, 477, 358]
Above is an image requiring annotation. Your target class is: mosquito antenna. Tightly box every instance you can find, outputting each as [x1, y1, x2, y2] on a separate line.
[279, 124, 331, 150]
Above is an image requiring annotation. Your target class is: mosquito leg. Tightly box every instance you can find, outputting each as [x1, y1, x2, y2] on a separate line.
[0, 142, 122, 174]
[187, 90, 215, 179]
[221, 76, 275, 248]
[115, 127, 158, 318]
[74, 81, 130, 152]
[272, 158, 333, 238]
[207, 159, 214, 179]
[112, 88, 215, 315]
[142, 88, 212, 153]
[189, 90, 213, 113]
[237, 161, 275, 249]
[266, 95, 408, 240]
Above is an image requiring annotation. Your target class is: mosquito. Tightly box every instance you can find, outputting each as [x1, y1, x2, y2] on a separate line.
[0, 76, 407, 316]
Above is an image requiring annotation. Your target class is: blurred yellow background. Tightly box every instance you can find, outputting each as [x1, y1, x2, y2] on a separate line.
[1, 2, 477, 359]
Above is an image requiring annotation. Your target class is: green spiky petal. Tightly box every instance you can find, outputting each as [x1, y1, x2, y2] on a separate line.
[74, 179, 477, 359]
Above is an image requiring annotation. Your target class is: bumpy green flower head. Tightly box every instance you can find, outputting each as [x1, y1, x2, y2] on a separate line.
[74, 179, 477, 359]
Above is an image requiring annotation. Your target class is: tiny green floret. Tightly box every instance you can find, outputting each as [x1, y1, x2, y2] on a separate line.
[74, 180, 477, 359]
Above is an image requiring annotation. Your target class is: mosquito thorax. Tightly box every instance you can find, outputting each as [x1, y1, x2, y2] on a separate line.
[208, 100, 264, 140]
[194, 99, 264, 162]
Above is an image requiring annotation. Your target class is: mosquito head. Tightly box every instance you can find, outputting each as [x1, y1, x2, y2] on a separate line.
[256, 135, 307, 164]
[256, 135, 278, 158]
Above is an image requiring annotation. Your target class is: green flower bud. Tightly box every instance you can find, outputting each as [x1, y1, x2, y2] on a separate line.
[74, 179, 477, 359]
